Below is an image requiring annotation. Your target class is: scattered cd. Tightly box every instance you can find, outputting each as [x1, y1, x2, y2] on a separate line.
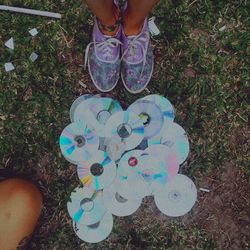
[59, 121, 99, 164]
[74, 97, 122, 136]
[127, 100, 163, 139]
[104, 136, 126, 162]
[77, 150, 116, 190]
[117, 150, 149, 199]
[103, 179, 142, 216]
[67, 187, 107, 225]
[148, 122, 190, 164]
[135, 154, 168, 194]
[105, 111, 144, 151]
[73, 211, 113, 243]
[141, 94, 175, 122]
[154, 174, 197, 217]
[144, 144, 179, 181]
[70, 94, 93, 122]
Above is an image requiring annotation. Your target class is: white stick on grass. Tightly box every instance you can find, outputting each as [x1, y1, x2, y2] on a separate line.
[0, 5, 61, 19]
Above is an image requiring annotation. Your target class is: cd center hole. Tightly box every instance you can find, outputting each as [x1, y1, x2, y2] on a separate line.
[88, 221, 100, 229]
[74, 135, 86, 147]
[97, 110, 111, 125]
[80, 198, 94, 211]
[115, 192, 128, 203]
[139, 112, 151, 126]
[128, 157, 138, 167]
[90, 163, 104, 176]
[117, 123, 132, 138]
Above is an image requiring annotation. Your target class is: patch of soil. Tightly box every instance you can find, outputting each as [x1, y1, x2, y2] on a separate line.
[194, 164, 250, 250]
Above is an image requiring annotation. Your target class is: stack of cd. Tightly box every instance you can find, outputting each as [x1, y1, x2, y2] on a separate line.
[59, 94, 197, 244]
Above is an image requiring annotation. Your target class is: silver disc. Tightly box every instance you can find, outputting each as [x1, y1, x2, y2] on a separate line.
[59, 121, 99, 164]
[154, 174, 197, 217]
[105, 111, 144, 151]
[148, 122, 190, 164]
[70, 94, 93, 122]
[73, 211, 113, 243]
[127, 100, 164, 139]
[67, 187, 107, 225]
[77, 150, 117, 190]
[103, 178, 142, 217]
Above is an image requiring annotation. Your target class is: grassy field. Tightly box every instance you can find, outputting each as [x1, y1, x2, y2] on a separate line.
[0, 0, 249, 249]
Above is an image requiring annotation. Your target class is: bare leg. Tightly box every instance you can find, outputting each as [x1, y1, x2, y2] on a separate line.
[84, 0, 119, 36]
[124, 0, 160, 36]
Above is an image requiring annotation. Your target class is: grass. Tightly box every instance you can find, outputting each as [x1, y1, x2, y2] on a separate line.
[0, 0, 249, 249]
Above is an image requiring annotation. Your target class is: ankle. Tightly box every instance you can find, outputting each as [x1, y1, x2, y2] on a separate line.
[98, 4, 121, 36]
[123, 11, 144, 36]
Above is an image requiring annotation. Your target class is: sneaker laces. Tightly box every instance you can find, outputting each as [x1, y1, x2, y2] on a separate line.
[121, 31, 150, 77]
[85, 37, 122, 69]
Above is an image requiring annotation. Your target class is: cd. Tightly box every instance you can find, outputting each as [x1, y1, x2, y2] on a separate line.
[70, 94, 93, 122]
[104, 136, 126, 162]
[105, 111, 144, 151]
[74, 97, 122, 136]
[59, 121, 99, 164]
[144, 144, 179, 181]
[141, 94, 175, 122]
[67, 187, 107, 225]
[77, 150, 117, 190]
[154, 174, 197, 217]
[148, 122, 190, 164]
[103, 178, 142, 217]
[127, 100, 163, 139]
[73, 211, 113, 243]
[116, 150, 152, 199]
[134, 154, 168, 195]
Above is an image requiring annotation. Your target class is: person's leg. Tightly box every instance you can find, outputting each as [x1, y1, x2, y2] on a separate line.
[0, 178, 42, 249]
[124, 0, 160, 35]
[85, 0, 120, 36]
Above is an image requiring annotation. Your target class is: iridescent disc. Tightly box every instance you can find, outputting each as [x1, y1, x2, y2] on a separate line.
[70, 94, 93, 122]
[127, 100, 164, 139]
[74, 97, 122, 136]
[148, 122, 190, 164]
[154, 174, 197, 217]
[67, 187, 107, 225]
[103, 178, 142, 217]
[116, 150, 151, 199]
[77, 150, 116, 190]
[144, 144, 179, 181]
[104, 136, 126, 162]
[73, 211, 113, 243]
[59, 121, 99, 164]
[135, 154, 168, 195]
[141, 94, 175, 122]
[105, 111, 144, 151]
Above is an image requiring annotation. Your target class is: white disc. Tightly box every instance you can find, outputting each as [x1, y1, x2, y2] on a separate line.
[59, 121, 99, 164]
[148, 122, 190, 164]
[103, 178, 142, 217]
[105, 111, 144, 151]
[154, 174, 197, 217]
[141, 94, 175, 122]
[73, 211, 113, 243]
[127, 100, 164, 139]
[67, 187, 107, 225]
[74, 97, 122, 136]
[77, 150, 117, 190]
[70, 94, 93, 122]
[117, 150, 151, 199]
[144, 144, 179, 181]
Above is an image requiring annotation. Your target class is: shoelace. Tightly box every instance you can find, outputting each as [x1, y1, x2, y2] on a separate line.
[121, 31, 150, 77]
[85, 38, 122, 69]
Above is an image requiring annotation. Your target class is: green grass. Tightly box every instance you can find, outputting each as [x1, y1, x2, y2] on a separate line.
[0, 0, 249, 249]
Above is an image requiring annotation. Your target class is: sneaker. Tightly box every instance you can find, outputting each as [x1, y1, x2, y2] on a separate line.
[121, 18, 154, 94]
[85, 18, 122, 92]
